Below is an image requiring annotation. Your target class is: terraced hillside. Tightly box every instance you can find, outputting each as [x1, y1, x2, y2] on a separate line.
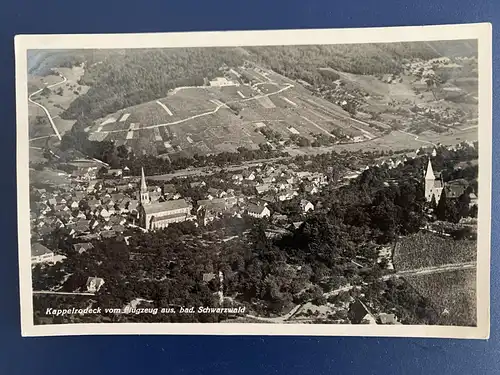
[27, 41, 478, 156]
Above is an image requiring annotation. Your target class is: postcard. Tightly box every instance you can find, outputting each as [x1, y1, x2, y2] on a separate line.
[15, 23, 492, 338]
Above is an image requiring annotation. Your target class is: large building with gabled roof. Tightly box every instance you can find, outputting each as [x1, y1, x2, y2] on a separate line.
[138, 167, 193, 231]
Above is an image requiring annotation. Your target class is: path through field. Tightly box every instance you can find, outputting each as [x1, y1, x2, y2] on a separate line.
[28, 75, 67, 141]
[96, 84, 294, 135]
[300, 115, 336, 138]
[156, 100, 173, 116]
[397, 129, 437, 146]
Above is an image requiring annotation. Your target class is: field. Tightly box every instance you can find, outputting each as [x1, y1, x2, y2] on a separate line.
[30, 168, 71, 186]
[28, 58, 478, 158]
[406, 269, 476, 326]
[393, 231, 477, 271]
[83, 67, 388, 157]
[28, 65, 90, 139]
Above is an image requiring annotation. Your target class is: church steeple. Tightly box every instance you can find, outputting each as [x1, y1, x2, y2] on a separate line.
[141, 167, 147, 192]
[425, 159, 436, 180]
[140, 167, 150, 205]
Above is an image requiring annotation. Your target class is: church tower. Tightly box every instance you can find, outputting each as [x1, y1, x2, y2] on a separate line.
[424, 159, 436, 202]
[424, 159, 444, 203]
[140, 167, 150, 205]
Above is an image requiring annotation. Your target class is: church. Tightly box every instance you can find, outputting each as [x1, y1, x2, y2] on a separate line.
[424, 159, 444, 203]
[424, 159, 470, 204]
[138, 168, 193, 231]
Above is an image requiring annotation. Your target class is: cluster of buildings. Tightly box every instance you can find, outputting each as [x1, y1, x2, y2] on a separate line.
[409, 103, 468, 127]
[30, 158, 330, 264]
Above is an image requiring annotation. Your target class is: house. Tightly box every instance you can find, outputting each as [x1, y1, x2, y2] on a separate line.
[444, 179, 469, 199]
[289, 221, 303, 230]
[86, 277, 105, 293]
[109, 216, 126, 226]
[278, 190, 298, 201]
[101, 230, 116, 239]
[469, 192, 478, 207]
[262, 176, 275, 184]
[303, 184, 318, 195]
[88, 199, 101, 208]
[261, 194, 276, 204]
[206, 188, 226, 200]
[232, 174, 244, 183]
[190, 181, 206, 188]
[107, 169, 123, 177]
[246, 203, 271, 218]
[378, 313, 401, 325]
[255, 184, 271, 195]
[111, 193, 125, 203]
[242, 170, 256, 181]
[73, 242, 94, 254]
[69, 201, 79, 210]
[99, 208, 111, 219]
[74, 191, 85, 201]
[300, 200, 314, 213]
[296, 171, 312, 180]
[348, 300, 377, 324]
[74, 219, 90, 233]
[31, 243, 54, 264]
[197, 198, 236, 224]
[264, 165, 275, 175]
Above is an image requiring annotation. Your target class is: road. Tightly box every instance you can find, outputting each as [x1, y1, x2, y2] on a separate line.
[28, 75, 67, 141]
[245, 261, 476, 323]
[148, 156, 288, 181]
[397, 129, 437, 146]
[96, 84, 294, 135]
[385, 261, 476, 279]
[245, 304, 302, 323]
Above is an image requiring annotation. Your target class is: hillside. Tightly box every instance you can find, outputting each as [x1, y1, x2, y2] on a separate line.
[61, 48, 248, 120]
[59, 40, 477, 122]
[28, 49, 107, 76]
[245, 40, 477, 83]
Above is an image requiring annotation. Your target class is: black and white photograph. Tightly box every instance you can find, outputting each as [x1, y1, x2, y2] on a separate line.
[15, 24, 492, 338]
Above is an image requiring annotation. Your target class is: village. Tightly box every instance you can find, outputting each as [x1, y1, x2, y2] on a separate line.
[30, 157, 333, 265]
[30, 139, 477, 319]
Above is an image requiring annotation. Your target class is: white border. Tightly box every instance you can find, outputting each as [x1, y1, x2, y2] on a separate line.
[15, 23, 492, 338]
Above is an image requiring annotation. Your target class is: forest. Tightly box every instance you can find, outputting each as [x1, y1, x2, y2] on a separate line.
[245, 40, 477, 85]
[61, 48, 247, 120]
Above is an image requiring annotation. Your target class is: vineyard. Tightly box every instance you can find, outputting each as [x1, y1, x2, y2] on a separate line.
[406, 269, 476, 326]
[393, 231, 476, 271]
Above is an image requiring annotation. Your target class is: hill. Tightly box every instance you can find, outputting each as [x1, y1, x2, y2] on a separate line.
[61, 48, 248, 120]
[59, 40, 477, 122]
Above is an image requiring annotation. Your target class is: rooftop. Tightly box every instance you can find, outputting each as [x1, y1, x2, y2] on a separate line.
[31, 243, 53, 257]
[143, 199, 191, 215]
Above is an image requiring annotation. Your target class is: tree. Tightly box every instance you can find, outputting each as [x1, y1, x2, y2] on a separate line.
[436, 190, 447, 221]
[429, 195, 437, 211]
